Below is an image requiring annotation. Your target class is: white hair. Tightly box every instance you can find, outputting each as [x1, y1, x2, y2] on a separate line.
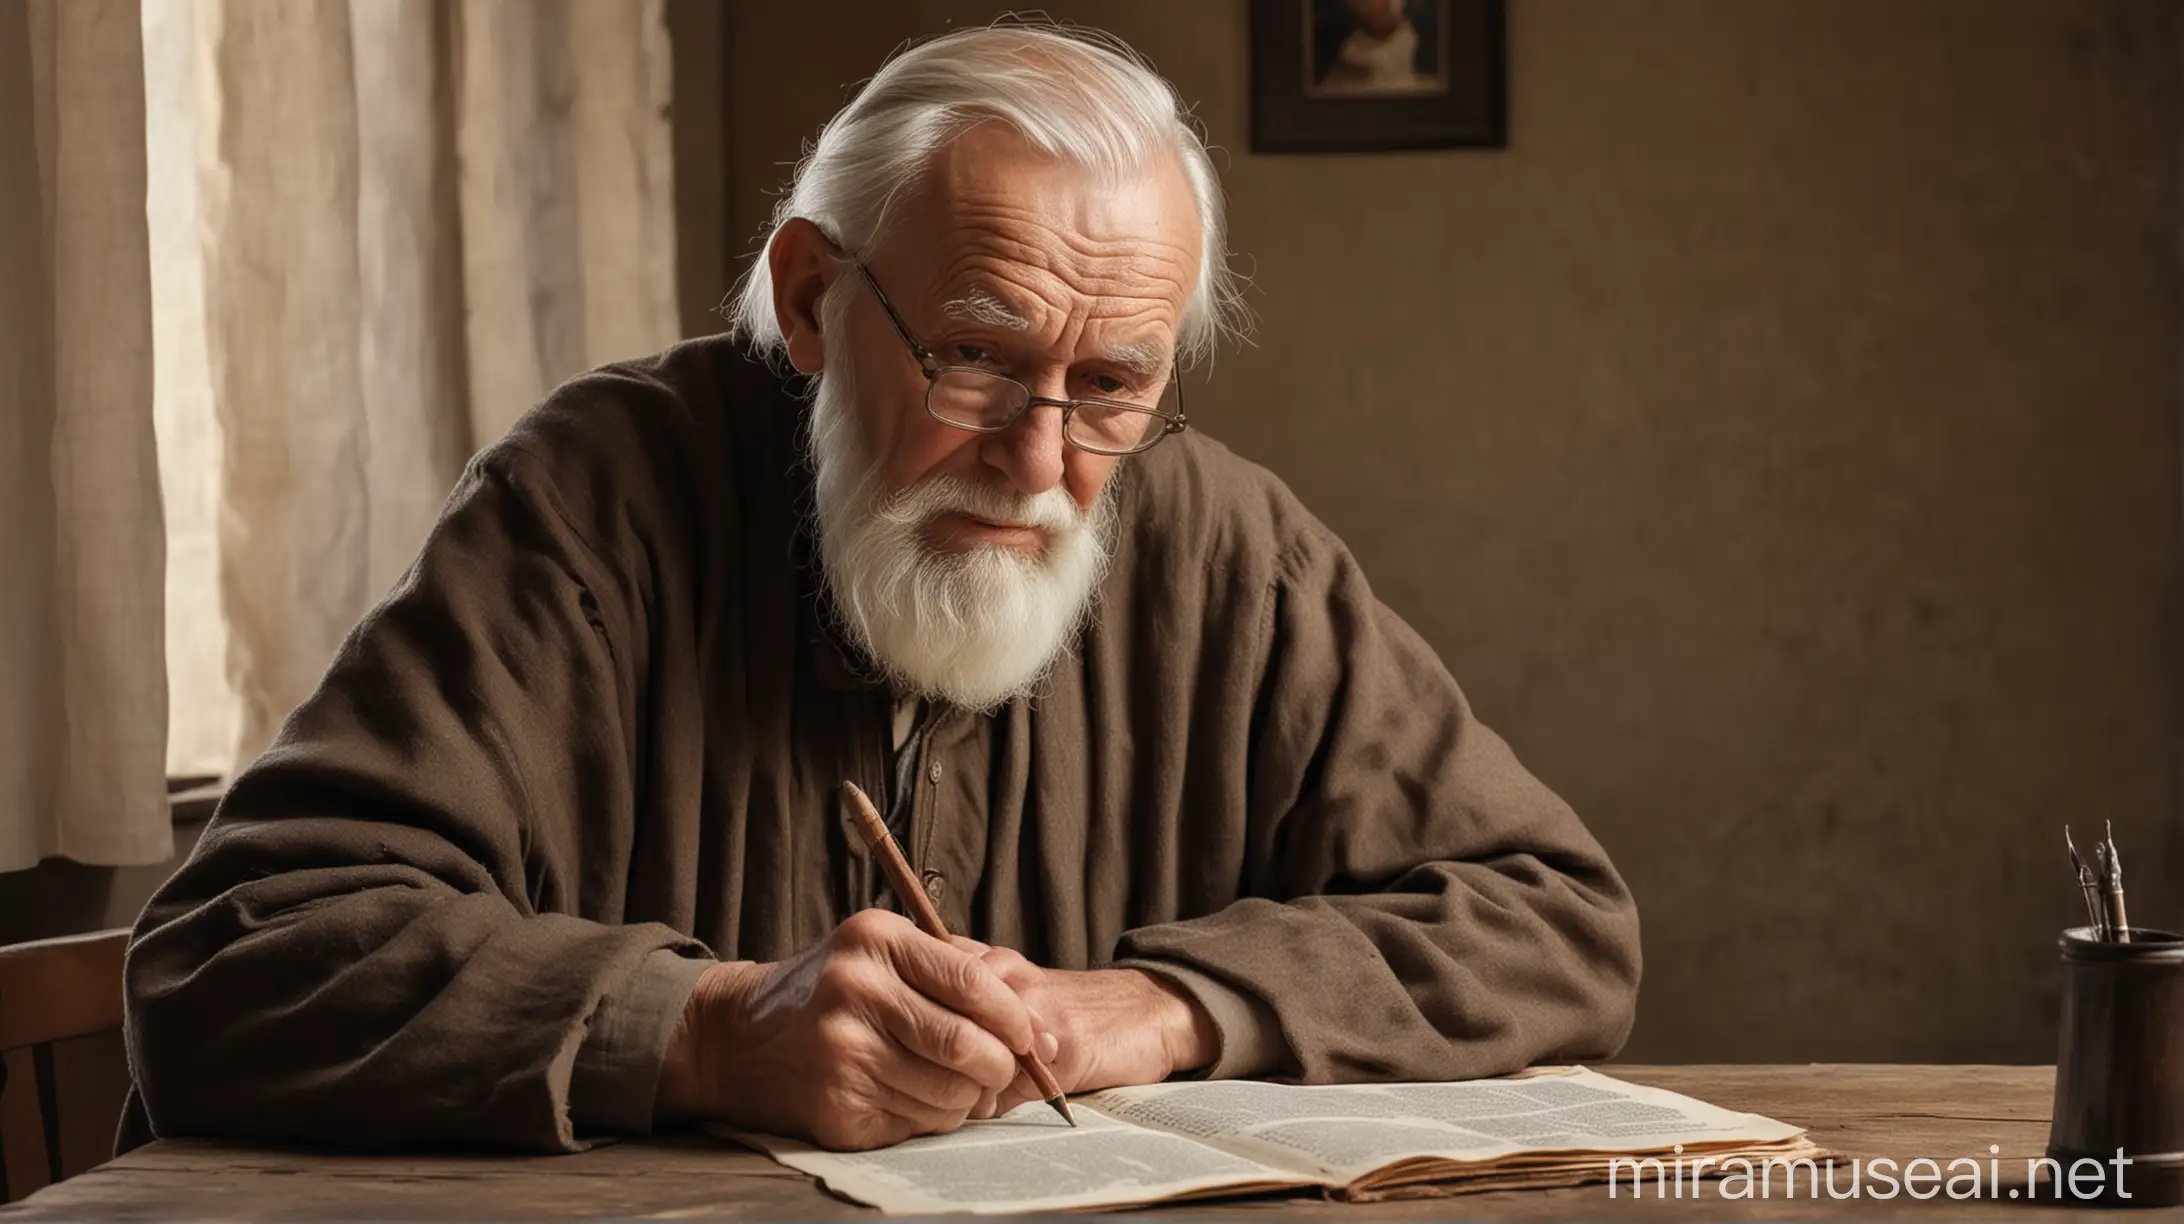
[727, 20, 1244, 366]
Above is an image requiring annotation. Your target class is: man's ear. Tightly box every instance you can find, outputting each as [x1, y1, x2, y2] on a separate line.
[768, 218, 835, 375]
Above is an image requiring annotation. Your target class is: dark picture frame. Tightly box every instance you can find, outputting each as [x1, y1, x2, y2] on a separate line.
[1249, 0, 1506, 153]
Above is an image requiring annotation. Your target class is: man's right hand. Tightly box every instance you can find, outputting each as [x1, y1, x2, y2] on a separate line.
[654, 909, 1057, 1150]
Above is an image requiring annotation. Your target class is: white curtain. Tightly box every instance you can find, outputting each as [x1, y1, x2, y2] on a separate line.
[0, 0, 678, 872]
[152, 0, 680, 774]
[0, 0, 172, 873]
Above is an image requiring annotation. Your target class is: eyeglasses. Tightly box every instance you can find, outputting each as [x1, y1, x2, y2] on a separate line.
[853, 264, 1187, 457]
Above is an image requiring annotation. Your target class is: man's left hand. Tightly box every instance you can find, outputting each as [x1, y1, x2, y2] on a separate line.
[951, 939, 1219, 1119]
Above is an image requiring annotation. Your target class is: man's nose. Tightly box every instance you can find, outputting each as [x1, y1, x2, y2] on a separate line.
[978, 398, 1068, 497]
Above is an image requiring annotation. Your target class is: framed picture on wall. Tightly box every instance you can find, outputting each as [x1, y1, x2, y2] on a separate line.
[1249, 0, 1506, 152]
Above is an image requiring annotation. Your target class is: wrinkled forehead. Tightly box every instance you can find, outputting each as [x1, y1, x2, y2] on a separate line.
[882, 124, 1202, 342]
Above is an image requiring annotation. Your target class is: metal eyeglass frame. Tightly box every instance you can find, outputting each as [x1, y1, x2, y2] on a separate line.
[852, 264, 1188, 457]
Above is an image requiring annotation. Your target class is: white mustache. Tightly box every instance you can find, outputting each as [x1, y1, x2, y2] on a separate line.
[875, 474, 1086, 538]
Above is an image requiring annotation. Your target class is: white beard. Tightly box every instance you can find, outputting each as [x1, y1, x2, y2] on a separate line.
[805, 309, 1116, 712]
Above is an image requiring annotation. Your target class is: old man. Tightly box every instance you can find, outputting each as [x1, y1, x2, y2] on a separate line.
[126, 23, 1640, 1153]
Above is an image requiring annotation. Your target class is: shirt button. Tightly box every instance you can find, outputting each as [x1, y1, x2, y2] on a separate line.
[928, 761, 943, 784]
[922, 869, 946, 904]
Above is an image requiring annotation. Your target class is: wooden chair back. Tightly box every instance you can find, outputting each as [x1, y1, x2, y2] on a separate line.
[0, 929, 131, 1204]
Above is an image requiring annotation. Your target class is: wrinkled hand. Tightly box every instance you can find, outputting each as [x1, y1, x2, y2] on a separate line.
[954, 938, 1219, 1118]
[656, 910, 1059, 1150]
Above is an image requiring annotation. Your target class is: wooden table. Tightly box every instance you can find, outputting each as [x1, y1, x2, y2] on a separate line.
[0, 1065, 2156, 1220]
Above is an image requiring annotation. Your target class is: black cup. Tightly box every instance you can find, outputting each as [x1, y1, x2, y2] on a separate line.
[2048, 927, 2184, 1207]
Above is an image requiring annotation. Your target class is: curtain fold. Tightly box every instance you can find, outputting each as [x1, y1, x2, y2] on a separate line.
[352, 0, 475, 595]
[166, 0, 680, 767]
[454, 0, 680, 444]
[144, 0, 230, 778]
[196, 0, 378, 770]
[0, 0, 682, 870]
[0, 0, 171, 872]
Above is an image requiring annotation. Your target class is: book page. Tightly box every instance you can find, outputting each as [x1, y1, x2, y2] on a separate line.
[709, 1101, 1312, 1215]
[1080, 1068, 1806, 1182]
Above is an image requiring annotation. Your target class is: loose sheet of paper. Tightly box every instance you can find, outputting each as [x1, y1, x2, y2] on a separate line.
[1082, 1067, 1805, 1182]
[715, 1101, 1299, 1216]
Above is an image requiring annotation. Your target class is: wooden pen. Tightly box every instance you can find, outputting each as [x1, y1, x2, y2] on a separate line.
[2102, 821, 2132, 943]
[840, 781, 1076, 1126]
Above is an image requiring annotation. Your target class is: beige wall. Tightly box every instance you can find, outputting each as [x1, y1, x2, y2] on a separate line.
[718, 0, 2184, 1063]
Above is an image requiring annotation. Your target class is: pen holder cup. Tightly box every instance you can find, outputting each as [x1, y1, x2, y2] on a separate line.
[2049, 927, 2184, 1207]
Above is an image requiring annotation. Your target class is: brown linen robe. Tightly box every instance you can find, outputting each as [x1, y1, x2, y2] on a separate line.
[125, 337, 1641, 1153]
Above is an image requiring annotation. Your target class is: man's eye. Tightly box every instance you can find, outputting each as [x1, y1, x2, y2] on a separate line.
[951, 344, 996, 366]
[1090, 374, 1131, 397]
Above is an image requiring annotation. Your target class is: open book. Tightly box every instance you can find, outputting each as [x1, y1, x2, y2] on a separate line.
[713, 1067, 1824, 1214]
